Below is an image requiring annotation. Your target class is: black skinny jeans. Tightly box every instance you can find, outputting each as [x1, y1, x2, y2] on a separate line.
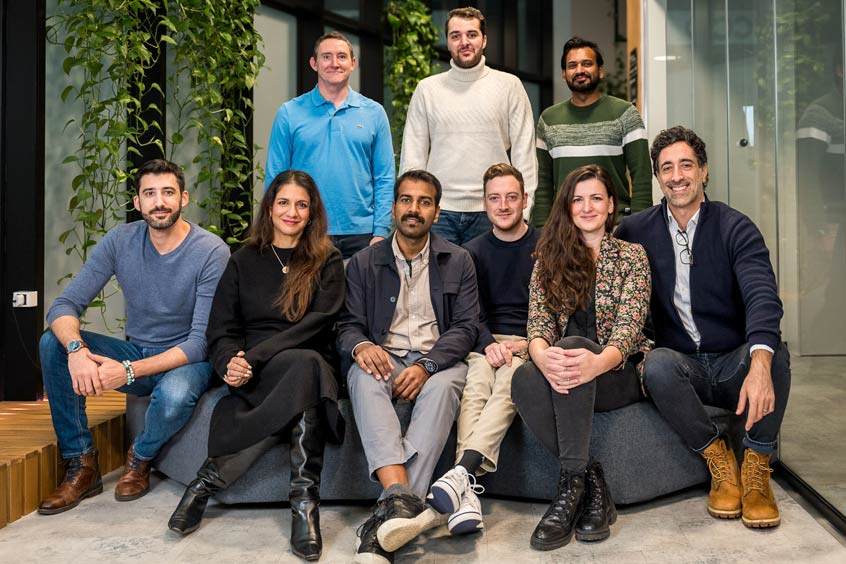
[511, 336, 642, 473]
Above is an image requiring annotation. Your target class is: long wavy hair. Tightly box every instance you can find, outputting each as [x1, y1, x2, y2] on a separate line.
[534, 165, 617, 316]
[247, 170, 334, 322]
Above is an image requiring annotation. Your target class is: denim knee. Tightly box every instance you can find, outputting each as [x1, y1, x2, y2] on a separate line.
[642, 348, 685, 395]
[151, 365, 209, 420]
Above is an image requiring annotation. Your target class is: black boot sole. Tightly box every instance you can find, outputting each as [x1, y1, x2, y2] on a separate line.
[168, 519, 201, 536]
[575, 511, 617, 542]
[530, 530, 575, 551]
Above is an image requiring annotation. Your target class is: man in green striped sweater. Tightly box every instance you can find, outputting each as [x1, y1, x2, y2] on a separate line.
[530, 37, 652, 227]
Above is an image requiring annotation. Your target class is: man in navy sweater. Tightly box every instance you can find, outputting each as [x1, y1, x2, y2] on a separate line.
[616, 126, 790, 529]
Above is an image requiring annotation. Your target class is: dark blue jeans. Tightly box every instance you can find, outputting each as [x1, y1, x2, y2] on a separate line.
[642, 342, 791, 455]
[430, 210, 492, 246]
[331, 233, 373, 259]
[39, 329, 211, 461]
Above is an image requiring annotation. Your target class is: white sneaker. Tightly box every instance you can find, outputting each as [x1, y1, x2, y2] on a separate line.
[376, 506, 447, 553]
[428, 466, 484, 515]
[448, 487, 484, 534]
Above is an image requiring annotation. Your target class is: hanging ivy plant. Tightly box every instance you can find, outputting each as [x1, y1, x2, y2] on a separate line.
[52, 0, 263, 323]
[384, 0, 437, 164]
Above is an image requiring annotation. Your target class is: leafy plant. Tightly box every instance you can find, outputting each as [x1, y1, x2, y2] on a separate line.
[384, 0, 437, 163]
[52, 0, 264, 324]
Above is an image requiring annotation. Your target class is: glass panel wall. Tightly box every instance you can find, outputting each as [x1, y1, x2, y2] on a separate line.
[663, 0, 846, 520]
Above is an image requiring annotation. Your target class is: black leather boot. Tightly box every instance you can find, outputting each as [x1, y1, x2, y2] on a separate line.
[167, 458, 226, 535]
[530, 469, 586, 551]
[289, 408, 324, 561]
[575, 459, 617, 542]
[168, 435, 279, 536]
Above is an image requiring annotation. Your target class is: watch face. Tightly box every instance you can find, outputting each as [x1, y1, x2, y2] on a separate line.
[423, 359, 437, 373]
[68, 340, 84, 352]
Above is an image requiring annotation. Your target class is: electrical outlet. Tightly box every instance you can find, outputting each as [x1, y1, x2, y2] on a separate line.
[12, 291, 38, 308]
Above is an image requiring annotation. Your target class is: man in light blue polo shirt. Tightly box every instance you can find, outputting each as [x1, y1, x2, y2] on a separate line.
[265, 31, 395, 259]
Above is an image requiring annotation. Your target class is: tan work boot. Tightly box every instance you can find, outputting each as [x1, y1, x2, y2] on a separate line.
[114, 445, 152, 501]
[38, 449, 103, 515]
[741, 449, 780, 528]
[700, 438, 742, 519]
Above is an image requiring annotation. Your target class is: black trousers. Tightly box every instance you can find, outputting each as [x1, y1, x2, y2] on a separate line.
[511, 336, 642, 473]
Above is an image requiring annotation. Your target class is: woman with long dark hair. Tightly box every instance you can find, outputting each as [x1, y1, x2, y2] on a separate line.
[512, 164, 651, 551]
[167, 170, 345, 561]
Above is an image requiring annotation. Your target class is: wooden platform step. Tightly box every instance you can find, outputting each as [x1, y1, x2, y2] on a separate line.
[0, 391, 126, 528]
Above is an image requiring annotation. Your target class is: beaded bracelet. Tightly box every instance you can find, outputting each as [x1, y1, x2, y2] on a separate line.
[122, 360, 135, 386]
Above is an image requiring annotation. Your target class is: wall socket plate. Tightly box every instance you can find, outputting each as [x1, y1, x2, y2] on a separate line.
[12, 291, 38, 308]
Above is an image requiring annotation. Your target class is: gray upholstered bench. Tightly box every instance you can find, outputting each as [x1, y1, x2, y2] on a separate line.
[127, 386, 742, 505]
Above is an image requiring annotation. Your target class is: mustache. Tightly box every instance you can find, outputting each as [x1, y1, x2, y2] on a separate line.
[401, 213, 424, 223]
[148, 206, 173, 213]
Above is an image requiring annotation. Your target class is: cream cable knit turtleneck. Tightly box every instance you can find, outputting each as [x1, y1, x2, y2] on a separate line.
[399, 57, 537, 216]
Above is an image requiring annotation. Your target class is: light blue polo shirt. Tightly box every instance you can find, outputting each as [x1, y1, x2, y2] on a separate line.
[265, 86, 395, 238]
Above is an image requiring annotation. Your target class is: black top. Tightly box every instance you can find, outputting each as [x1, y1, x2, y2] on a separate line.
[206, 244, 345, 377]
[564, 287, 598, 343]
[463, 226, 540, 351]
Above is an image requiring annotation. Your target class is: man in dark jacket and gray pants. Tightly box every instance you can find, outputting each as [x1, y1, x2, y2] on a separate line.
[616, 126, 790, 531]
[337, 169, 479, 564]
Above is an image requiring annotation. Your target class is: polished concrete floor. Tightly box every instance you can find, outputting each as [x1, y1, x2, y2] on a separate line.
[0, 469, 844, 564]
[780, 355, 846, 513]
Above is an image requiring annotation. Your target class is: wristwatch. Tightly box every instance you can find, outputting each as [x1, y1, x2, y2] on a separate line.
[66, 340, 87, 354]
[415, 357, 438, 376]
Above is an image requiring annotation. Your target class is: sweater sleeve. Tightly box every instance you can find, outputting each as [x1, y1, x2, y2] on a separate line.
[621, 106, 653, 213]
[728, 215, 783, 351]
[530, 116, 554, 227]
[46, 230, 118, 325]
[243, 251, 345, 370]
[398, 86, 430, 173]
[265, 104, 293, 190]
[526, 264, 561, 345]
[508, 79, 538, 221]
[206, 257, 247, 378]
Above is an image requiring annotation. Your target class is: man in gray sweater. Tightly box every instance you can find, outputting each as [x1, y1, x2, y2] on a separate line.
[37, 159, 230, 515]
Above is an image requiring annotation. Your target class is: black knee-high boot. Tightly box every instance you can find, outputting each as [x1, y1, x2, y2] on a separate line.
[168, 436, 278, 535]
[289, 408, 324, 561]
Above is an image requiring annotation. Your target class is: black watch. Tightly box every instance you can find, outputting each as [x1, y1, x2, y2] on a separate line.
[415, 357, 438, 376]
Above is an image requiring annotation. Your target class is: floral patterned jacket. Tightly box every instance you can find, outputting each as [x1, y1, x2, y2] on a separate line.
[527, 234, 653, 363]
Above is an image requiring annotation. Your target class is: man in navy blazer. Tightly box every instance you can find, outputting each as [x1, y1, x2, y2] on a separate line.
[616, 126, 790, 530]
[337, 169, 479, 563]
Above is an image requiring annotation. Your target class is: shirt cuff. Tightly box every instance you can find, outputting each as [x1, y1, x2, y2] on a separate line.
[352, 341, 374, 360]
[749, 344, 774, 355]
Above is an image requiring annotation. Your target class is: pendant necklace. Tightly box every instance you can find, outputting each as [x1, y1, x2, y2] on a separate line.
[271, 246, 290, 274]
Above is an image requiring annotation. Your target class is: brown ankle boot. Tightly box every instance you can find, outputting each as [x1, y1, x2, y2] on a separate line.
[741, 449, 780, 528]
[700, 438, 741, 519]
[38, 450, 103, 515]
[115, 445, 152, 501]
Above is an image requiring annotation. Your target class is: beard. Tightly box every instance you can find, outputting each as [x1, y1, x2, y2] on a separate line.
[452, 49, 483, 69]
[566, 72, 601, 93]
[142, 204, 182, 230]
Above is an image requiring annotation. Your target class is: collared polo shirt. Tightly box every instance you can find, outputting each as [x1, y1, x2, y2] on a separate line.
[265, 86, 395, 238]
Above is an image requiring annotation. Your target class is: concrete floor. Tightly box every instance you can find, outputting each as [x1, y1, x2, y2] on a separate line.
[0, 469, 844, 564]
[780, 355, 846, 513]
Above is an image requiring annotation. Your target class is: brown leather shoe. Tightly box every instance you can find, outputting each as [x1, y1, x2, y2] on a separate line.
[700, 438, 742, 519]
[38, 450, 103, 515]
[114, 445, 152, 501]
[741, 449, 780, 528]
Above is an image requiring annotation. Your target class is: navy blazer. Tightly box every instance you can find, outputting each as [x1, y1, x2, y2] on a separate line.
[336, 232, 479, 377]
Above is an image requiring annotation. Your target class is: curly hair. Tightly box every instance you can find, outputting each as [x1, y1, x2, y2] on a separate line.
[534, 165, 617, 316]
[248, 170, 334, 322]
[446, 7, 485, 36]
[650, 125, 708, 175]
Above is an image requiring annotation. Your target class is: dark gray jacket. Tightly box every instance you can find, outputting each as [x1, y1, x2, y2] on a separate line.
[336, 232, 479, 377]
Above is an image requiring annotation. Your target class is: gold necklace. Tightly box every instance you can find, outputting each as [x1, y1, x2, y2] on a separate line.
[270, 246, 289, 274]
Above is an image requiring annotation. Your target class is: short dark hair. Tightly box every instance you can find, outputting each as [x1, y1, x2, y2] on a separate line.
[446, 7, 485, 37]
[394, 170, 442, 207]
[136, 159, 185, 193]
[650, 125, 708, 178]
[561, 36, 604, 70]
[312, 31, 354, 60]
[483, 163, 525, 195]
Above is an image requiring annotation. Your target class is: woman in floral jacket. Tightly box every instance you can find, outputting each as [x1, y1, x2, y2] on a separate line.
[512, 164, 651, 552]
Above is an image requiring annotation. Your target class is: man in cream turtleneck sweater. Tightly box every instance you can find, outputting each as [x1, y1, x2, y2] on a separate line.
[399, 7, 537, 246]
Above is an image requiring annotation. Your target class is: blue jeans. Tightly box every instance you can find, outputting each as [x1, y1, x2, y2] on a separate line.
[39, 329, 211, 461]
[431, 210, 492, 246]
[642, 342, 791, 455]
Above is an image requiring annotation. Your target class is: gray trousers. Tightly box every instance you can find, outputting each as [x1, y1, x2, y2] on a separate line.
[347, 350, 467, 500]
